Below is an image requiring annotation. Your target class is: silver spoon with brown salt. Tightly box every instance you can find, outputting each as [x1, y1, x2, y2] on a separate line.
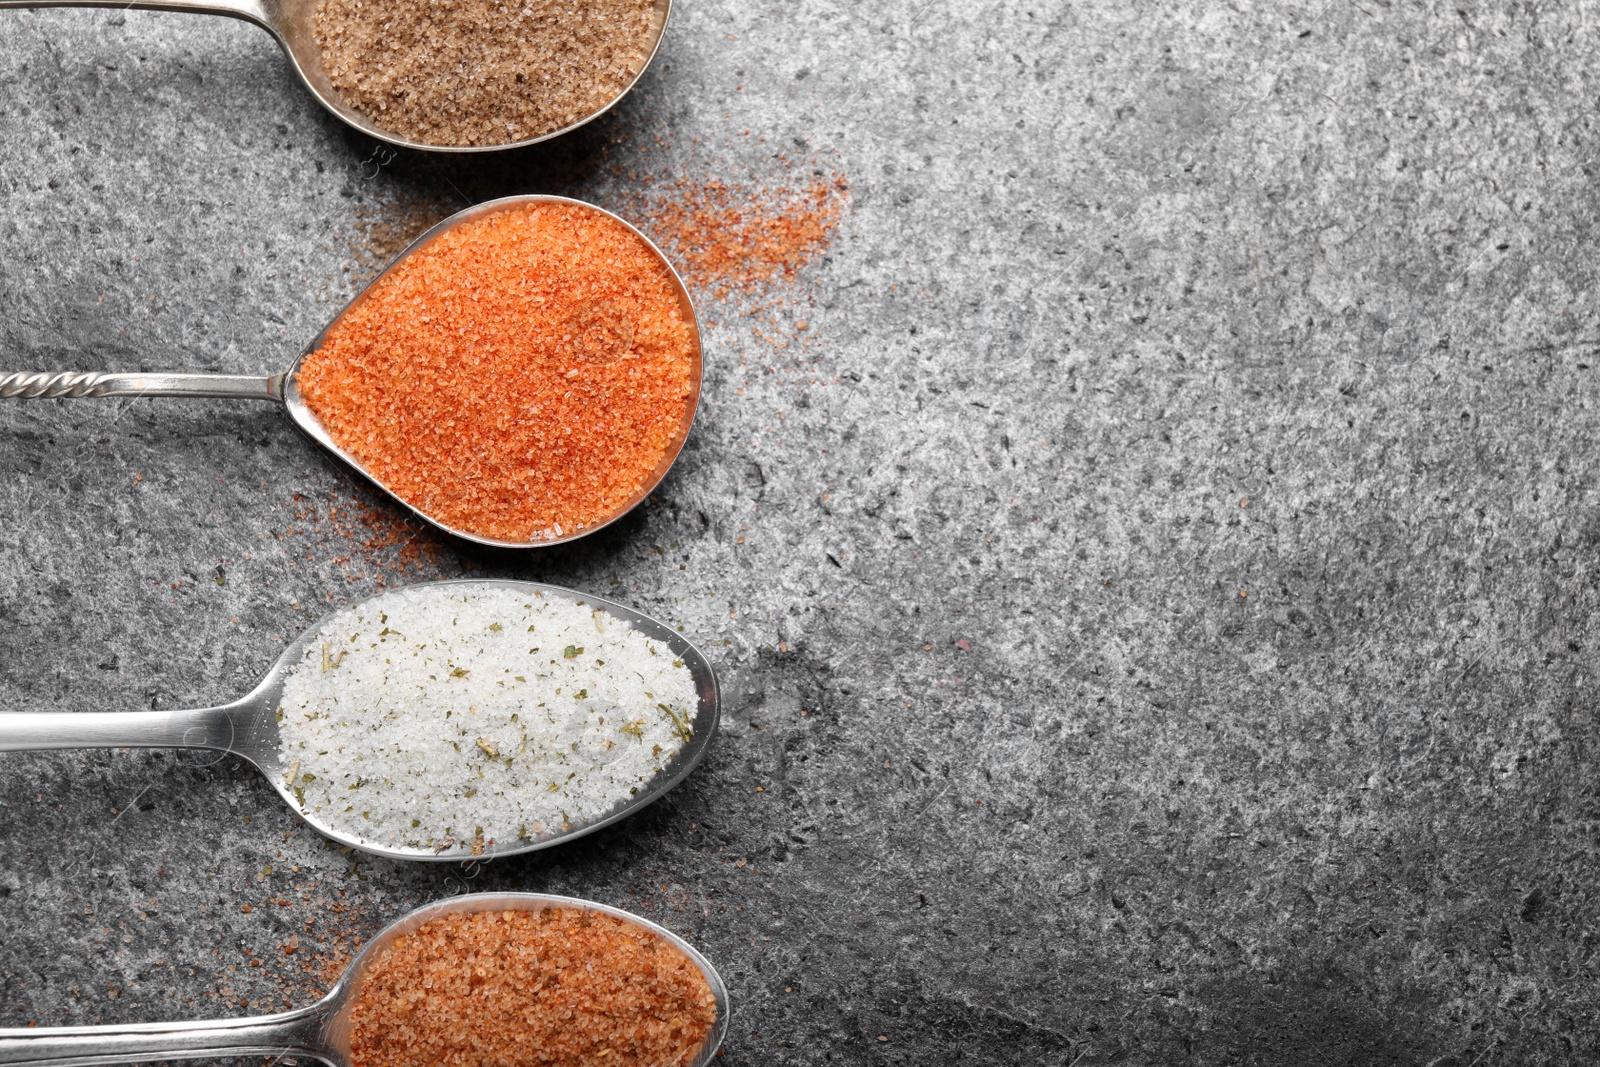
[0, 0, 671, 150]
[0, 579, 721, 863]
[0, 194, 702, 549]
[0, 892, 729, 1067]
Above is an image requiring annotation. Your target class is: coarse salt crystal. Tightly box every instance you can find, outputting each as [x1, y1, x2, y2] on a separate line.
[277, 584, 696, 852]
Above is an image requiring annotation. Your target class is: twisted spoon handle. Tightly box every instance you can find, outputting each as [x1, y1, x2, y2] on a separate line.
[0, 371, 284, 401]
[0, 1006, 330, 1067]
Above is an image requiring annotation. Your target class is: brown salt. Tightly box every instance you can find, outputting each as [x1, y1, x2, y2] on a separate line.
[315, 0, 659, 147]
[347, 907, 717, 1067]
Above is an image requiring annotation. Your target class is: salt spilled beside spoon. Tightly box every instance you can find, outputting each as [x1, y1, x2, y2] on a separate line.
[0, 194, 703, 549]
[0, 892, 728, 1067]
[0, 580, 720, 863]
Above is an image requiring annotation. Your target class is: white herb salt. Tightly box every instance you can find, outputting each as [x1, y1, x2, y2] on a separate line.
[276, 584, 697, 853]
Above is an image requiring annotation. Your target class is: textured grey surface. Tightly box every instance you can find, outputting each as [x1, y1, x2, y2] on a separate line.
[3, 2, 1600, 1064]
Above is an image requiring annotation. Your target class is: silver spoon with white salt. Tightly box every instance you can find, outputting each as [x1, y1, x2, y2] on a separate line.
[0, 579, 720, 863]
[0, 892, 729, 1067]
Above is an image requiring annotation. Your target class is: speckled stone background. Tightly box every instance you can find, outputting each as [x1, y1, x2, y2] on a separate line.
[4, 2, 1600, 1064]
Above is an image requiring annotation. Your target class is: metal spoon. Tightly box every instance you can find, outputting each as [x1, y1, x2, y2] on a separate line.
[0, 579, 720, 862]
[0, 891, 729, 1067]
[0, 0, 671, 152]
[0, 193, 702, 550]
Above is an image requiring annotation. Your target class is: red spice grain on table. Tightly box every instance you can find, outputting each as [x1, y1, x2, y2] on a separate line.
[346, 907, 717, 1067]
[644, 176, 845, 294]
[297, 202, 696, 543]
[622, 171, 848, 299]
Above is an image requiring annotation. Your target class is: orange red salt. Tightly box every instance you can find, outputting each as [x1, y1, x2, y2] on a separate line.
[635, 174, 848, 295]
[346, 907, 717, 1067]
[298, 201, 696, 542]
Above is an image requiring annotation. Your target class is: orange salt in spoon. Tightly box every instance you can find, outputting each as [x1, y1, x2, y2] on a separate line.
[0, 893, 729, 1067]
[0, 196, 702, 547]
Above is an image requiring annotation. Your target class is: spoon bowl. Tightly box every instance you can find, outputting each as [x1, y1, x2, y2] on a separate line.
[0, 0, 672, 152]
[0, 579, 720, 862]
[0, 194, 703, 549]
[0, 892, 729, 1067]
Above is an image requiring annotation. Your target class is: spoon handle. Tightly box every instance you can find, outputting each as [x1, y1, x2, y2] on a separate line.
[0, 1006, 328, 1067]
[0, 372, 284, 401]
[0, 0, 264, 21]
[0, 707, 238, 752]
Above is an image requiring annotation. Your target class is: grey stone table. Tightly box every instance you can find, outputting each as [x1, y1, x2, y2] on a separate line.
[3, 3, 1599, 1064]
